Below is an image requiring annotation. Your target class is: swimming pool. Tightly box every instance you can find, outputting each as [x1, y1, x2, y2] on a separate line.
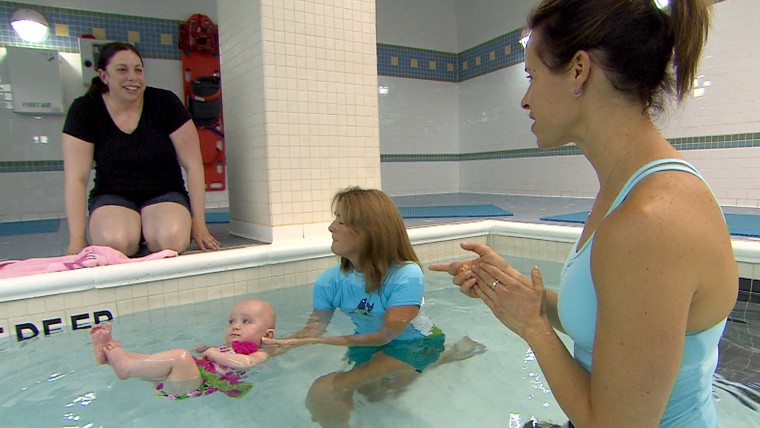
[0, 221, 758, 426]
[1, 253, 758, 426]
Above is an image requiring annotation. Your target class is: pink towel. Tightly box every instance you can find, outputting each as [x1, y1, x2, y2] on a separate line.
[0, 246, 178, 279]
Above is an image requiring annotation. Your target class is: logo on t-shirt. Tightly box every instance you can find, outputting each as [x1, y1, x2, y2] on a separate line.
[352, 298, 374, 316]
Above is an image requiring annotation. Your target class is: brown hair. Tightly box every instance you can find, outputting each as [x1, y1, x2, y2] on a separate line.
[87, 42, 144, 96]
[332, 186, 420, 293]
[527, 0, 711, 112]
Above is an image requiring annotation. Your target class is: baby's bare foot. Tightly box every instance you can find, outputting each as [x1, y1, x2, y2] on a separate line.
[90, 322, 113, 364]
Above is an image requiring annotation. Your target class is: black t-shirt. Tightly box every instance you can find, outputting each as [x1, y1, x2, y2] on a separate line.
[63, 87, 192, 202]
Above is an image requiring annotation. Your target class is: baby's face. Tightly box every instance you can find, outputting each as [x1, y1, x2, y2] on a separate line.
[224, 302, 274, 345]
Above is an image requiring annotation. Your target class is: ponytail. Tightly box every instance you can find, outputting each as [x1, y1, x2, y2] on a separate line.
[527, 0, 712, 111]
[669, 0, 711, 102]
[87, 75, 107, 96]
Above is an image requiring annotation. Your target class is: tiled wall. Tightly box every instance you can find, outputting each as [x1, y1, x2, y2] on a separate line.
[377, 0, 760, 207]
[1, 0, 759, 224]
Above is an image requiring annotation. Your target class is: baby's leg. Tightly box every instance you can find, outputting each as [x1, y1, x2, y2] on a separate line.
[104, 344, 201, 385]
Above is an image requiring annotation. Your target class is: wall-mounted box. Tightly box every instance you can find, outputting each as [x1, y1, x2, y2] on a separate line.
[79, 38, 119, 86]
[6, 46, 64, 115]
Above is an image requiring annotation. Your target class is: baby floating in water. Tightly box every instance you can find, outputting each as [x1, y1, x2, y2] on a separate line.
[90, 299, 276, 399]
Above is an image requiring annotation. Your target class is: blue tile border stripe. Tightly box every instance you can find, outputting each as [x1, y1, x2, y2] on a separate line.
[377, 27, 526, 82]
[0, 160, 64, 173]
[458, 30, 525, 81]
[377, 44, 458, 82]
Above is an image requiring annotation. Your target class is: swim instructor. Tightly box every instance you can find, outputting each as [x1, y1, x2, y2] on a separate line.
[431, 1, 737, 426]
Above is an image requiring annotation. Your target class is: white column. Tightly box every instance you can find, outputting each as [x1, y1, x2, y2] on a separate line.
[218, 0, 381, 243]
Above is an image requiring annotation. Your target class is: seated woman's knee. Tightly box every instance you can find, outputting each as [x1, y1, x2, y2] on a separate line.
[91, 230, 140, 256]
[145, 227, 190, 253]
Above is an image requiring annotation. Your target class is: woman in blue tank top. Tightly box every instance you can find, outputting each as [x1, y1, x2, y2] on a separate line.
[431, 1, 738, 426]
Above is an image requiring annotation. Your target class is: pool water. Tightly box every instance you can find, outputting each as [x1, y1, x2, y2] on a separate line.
[0, 257, 757, 427]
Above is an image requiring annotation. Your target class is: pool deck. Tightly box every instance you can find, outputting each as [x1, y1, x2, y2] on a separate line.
[3, 192, 759, 261]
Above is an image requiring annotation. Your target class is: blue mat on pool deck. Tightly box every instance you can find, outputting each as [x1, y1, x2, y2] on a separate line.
[398, 204, 513, 219]
[0, 219, 60, 236]
[540, 211, 760, 237]
[723, 213, 760, 237]
[540, 211, 590, 224]
[205, 212, 230, 224]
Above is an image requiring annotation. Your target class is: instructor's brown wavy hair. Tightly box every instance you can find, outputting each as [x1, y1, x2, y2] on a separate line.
[332, 186, 420, 294]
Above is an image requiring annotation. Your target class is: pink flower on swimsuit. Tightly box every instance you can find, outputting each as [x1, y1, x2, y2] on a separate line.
[230, 340, 258, 355]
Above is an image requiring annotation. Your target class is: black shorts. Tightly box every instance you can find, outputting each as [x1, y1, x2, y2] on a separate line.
[88, 191, 191, 214]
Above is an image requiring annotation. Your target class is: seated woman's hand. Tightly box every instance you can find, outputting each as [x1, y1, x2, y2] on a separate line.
[191, 223, 221, 251]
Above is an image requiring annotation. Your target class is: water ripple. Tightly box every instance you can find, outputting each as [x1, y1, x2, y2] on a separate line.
[64, 392, 96, 408]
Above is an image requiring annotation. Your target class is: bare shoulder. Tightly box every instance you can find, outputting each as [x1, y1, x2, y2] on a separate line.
[604, 170, 728, 249]
[593, 170, 736, 327]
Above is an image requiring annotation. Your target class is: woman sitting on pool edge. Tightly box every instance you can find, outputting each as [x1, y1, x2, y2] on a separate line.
[90, 299, 275, 399]
[264, 186, 486, 427]
[62, 42, 220, 257]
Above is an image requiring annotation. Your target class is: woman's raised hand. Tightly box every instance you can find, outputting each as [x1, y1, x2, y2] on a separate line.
[429, 242, 516, 297]
[429, 242, 550, 340]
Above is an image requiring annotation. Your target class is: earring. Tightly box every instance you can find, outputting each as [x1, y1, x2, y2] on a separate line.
[572, 87, 582, 97]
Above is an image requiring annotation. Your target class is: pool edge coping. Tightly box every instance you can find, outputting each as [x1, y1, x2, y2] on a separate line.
[1, 219, 758, 304]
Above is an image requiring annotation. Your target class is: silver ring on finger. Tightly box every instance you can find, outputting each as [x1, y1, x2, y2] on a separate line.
[491, 279, 500, 290]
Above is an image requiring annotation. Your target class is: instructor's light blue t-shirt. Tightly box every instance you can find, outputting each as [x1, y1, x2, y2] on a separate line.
[313, 262, 435, 341]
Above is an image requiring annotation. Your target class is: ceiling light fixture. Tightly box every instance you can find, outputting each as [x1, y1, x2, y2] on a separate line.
[10, 8, 50, 43]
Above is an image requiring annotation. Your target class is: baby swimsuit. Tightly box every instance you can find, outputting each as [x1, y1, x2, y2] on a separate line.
[155, 340, 257, 400]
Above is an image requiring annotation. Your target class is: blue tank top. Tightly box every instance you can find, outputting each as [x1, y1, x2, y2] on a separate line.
[557, 158, 725, 427]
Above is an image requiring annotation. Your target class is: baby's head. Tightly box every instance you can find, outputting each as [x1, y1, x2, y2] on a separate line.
[224, 299, 276, 346]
